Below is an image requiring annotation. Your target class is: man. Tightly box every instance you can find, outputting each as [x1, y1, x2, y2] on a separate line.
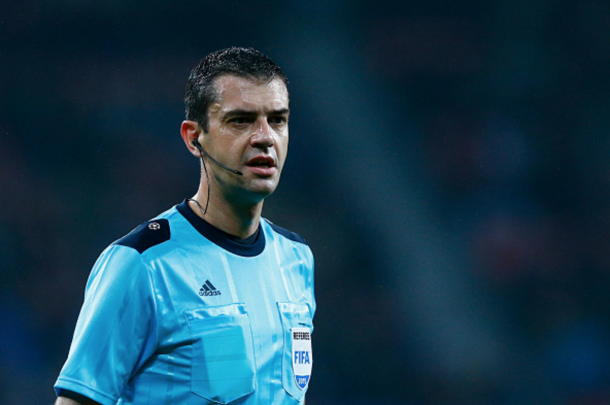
[54, 47, 315, 405]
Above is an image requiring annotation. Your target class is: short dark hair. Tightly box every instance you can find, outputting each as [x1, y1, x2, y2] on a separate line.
[185, 47, 289, 132]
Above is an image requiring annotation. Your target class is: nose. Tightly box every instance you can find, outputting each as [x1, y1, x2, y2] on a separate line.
[250, 118, 274, 148]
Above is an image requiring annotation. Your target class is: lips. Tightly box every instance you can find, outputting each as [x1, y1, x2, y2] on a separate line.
[245, 155, 277, 175]
[246, 155, 276, 167]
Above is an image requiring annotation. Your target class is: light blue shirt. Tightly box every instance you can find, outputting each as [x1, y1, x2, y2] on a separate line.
[55, 200, 315, 405]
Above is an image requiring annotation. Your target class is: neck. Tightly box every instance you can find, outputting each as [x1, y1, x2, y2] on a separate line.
[189, 187, 263, 239]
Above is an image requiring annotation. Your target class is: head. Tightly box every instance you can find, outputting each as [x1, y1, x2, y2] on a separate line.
[185, 47, 289, 132]
[181, 48, 291, 209]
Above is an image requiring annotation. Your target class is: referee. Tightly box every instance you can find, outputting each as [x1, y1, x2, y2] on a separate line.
[54, 47, 315, 405]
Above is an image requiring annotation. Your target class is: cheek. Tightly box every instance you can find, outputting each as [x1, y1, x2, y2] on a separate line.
[227, 140, 247, 161]
[276, 137, 289, 161]
[214, 130, 246, 157]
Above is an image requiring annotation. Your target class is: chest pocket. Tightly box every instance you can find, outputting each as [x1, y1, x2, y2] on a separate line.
[277, 302, 314, 401]
[185, 304, 256, 404]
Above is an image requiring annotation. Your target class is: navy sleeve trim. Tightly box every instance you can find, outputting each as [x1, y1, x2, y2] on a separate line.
[266, 220, 308, 245]
[115, 219, 171, 253]
[57, 389, 98, 404]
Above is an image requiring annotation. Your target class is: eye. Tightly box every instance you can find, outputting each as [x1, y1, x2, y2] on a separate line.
[269, 116, 288, 125]
[229, 117, 252, 125]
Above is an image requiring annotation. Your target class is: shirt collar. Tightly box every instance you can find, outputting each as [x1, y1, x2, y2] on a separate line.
[176, 199, 266, 257]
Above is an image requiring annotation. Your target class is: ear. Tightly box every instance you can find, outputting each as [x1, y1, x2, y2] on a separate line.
[181, 120, 203, 157]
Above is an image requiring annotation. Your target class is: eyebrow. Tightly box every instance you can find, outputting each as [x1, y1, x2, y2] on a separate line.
[269, 108, 290, 116]
[222, 108, 290, 119]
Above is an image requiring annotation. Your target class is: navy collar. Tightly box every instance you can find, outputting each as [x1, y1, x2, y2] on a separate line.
[176, 199, 266, 257]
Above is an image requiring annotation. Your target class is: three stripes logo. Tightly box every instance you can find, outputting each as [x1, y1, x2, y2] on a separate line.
[199, 280, 222, 297]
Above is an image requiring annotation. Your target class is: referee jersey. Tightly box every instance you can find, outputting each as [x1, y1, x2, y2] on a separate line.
[54, 200, 315, 405]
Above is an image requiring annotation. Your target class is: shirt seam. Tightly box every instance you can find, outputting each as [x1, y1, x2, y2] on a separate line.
[135, 248, 160, 369]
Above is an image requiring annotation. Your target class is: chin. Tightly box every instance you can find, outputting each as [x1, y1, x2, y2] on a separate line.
[247, 181, 280, 202]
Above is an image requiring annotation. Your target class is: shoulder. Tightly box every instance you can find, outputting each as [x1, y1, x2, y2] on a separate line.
[264, 219, 308, 246]
[114, 218, 171, 254]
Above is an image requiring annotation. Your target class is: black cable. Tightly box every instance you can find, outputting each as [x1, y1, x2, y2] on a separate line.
[188, 144, 211, 216]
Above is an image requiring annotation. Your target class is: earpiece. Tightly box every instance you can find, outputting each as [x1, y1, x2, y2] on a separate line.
[191, 138, 243, 176]
[189, 135, 242, 216]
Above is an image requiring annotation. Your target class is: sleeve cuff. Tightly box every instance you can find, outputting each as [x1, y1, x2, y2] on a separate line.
[54, 378, 117, 405]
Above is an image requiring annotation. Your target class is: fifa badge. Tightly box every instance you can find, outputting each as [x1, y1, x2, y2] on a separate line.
[291, 327, 312, 390]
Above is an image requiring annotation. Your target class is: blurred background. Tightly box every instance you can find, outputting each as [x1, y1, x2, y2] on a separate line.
[2, 0, 610, 404]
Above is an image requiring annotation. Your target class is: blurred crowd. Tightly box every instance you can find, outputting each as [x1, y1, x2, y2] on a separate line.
[2, 1, 610, 404]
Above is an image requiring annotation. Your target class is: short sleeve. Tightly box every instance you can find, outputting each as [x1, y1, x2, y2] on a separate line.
[54, 244, 158, 405]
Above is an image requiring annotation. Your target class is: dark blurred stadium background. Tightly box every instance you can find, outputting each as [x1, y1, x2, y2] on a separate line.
[2, 1, 610, 404]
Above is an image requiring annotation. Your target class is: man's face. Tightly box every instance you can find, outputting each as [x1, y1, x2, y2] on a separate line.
[201, 74, 290, 205]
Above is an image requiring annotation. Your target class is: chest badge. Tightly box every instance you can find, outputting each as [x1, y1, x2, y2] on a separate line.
[291, 327, 312, 390]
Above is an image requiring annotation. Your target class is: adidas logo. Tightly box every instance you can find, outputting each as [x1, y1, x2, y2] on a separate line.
[199, 280, 222, 297]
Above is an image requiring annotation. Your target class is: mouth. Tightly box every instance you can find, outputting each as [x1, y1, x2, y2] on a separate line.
[246, 156, 276, 168]
[245, 156, 277, 175]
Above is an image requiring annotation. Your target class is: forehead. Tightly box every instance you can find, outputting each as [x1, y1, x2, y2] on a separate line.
[210, 75, 289, 113]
